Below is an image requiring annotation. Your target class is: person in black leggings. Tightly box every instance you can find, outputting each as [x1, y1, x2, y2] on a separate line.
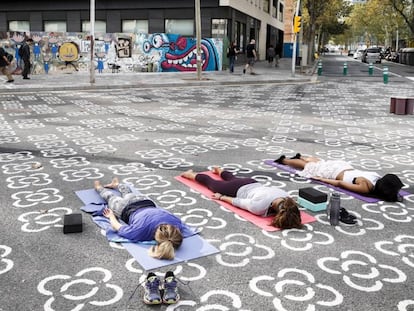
[181, 167, 302, 229]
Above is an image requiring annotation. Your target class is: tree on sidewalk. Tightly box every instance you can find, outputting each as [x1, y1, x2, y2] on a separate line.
[301, 0, 351, 64]
[387, 0, 414, 43]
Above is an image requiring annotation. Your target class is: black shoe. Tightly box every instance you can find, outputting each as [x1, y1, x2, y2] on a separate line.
[274, 155, 286, 164]
[6, 79, 14, 83]
[339, 208, 357, 225]
[23, 77, 30, 80]
[243, 69, 246, 74]
[340, 214, 357, 225]
[290, 153, 301, 159]
[340, 208, 356, 220]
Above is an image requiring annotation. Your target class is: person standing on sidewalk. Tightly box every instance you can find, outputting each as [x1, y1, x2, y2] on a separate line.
[227, 41, 238, 73]
[267, 45, 275, 66]
[0, 46, 14, 83]
[20, 38, 33, 80]
[243, 39, 257, 75]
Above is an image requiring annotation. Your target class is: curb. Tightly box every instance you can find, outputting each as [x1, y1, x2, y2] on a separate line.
[0, 76, 314, 93]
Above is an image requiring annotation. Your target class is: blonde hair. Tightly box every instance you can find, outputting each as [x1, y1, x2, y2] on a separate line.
[271, 197, 303, 230]
[148, 224, 183, 260]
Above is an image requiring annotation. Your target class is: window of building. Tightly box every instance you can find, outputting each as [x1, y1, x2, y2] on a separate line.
[44, 21, 67, 32]
[165, 19, 194, 36]
[272, 0, 278, 18]
[211, 19, 227, 38]
[263, 0, 269, 13]
[279, 3, 284, 22]
[82, 20, 107, 33]
[122, 20, 149, 33]
[9, 21, 30, 32]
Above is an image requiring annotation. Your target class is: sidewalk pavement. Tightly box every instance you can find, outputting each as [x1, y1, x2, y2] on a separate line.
[0, 58, 316, 93]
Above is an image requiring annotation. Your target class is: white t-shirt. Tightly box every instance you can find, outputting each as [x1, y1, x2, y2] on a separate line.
[342, 170, 381, 186]
[232, 183, 289, 216]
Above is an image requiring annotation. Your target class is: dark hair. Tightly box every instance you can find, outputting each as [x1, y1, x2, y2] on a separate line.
[372, 174, 403, 202]
[271, 197, 302, 229]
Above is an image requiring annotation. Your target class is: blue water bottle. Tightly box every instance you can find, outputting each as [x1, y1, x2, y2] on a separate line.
[328, 192, 340, 226]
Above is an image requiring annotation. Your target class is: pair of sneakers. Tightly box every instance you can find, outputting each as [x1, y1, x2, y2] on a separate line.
[143, 271, 180, 305]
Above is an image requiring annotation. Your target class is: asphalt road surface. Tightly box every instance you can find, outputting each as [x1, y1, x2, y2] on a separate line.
[0, 75, 413, 311]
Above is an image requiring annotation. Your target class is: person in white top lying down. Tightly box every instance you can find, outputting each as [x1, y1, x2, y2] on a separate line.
[274, 153, 404, 202]
[181, 167, 302, 230]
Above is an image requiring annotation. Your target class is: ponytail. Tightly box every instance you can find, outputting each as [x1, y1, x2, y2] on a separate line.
[148, 224, 183, 260]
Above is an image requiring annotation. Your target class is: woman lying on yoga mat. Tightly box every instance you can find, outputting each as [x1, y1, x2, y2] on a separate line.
[274, 153, 404, 202]
[95, 178, 191, 260]
[181, 167, 302, 230]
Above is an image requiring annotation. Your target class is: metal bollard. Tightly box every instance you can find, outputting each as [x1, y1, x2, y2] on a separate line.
[383, 66, 389, 84]
[343, 62, 348, 76]
[368, 63, 373, 76]
[317, 60, 322, 76]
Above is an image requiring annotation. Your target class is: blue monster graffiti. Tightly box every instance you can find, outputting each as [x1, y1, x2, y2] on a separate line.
[142, 33, 219, 72]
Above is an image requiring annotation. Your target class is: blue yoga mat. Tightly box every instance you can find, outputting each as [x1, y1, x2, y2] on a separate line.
[75, 187, 219, 271]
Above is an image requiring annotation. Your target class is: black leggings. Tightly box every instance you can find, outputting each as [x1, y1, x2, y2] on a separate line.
[195, 171, 257, 197]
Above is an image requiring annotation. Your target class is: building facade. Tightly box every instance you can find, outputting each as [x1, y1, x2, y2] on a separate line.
[0, 0, 285, 60]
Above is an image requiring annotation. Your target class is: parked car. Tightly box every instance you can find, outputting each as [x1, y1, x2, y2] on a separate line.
[353, 49, 364, 59]
[347, 50, 355, 56]
[361, 47, 382, 64]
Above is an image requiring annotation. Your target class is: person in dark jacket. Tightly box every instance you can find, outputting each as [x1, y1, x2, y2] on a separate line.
[0, 46, 14, 82]
[243, 39, 257, 75]
[227, 41, 239, 73]
[21, 38, 33, 79]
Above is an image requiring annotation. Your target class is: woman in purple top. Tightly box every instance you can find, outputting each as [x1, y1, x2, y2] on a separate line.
[95, 178, 192, 260]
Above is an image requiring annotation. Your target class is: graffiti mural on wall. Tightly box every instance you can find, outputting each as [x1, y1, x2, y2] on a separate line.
[141, 34, 220, 72]
[0, 31, 222, 75]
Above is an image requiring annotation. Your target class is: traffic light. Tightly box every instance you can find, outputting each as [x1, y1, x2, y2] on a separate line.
[293, 15, 302, 33]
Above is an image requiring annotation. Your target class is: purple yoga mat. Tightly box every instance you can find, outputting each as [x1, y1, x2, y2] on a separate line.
[75, 188, 219, 271]
[264, 159, 410, 203]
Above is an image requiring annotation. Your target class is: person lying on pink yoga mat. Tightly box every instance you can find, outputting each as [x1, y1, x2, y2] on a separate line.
[274, 153, 404, 202]
[181, 167, 302, 230]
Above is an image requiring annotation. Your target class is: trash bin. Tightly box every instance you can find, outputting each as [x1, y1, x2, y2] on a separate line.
[400, 48, 408, 65]
[405, 48, 414, 66]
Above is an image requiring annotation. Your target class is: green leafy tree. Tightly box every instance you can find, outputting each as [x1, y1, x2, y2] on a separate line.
[387, 0, 414, 40]
[344, 0, 409, 49]
[301, 0, 351, 63]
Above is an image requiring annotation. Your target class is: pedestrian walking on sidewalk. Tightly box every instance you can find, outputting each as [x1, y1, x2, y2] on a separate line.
[227, 41, 239, 73]
[267, 45, 275, 66]
[20, 38, 33, 80]
[0, 46, 14, 83]
[243, 39, 257, 75]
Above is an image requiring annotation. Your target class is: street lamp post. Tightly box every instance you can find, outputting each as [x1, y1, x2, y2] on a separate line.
[195, 0, 202, 80]
[90, 0, 95, 84]
[291, 0, 301, 77]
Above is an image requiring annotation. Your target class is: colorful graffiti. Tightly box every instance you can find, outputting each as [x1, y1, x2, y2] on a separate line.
[141, 34, 220, 72]
[0, 31, 222, 75]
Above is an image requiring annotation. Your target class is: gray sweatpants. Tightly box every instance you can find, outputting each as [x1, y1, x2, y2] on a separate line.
[96, 183, 148, 217]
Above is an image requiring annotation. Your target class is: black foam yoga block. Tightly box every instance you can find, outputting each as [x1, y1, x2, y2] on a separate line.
[299, 187, 328, 203]
[63, 213, 83, 234]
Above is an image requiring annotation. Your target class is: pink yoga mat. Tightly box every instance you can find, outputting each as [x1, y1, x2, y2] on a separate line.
[175, 171, 316, 232]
